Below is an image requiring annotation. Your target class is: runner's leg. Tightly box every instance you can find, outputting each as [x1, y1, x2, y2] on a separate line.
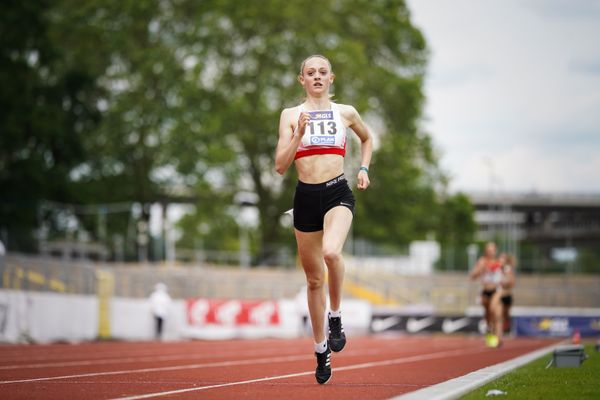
[322, 206, 353, 312]
[295, 229, 326, 343]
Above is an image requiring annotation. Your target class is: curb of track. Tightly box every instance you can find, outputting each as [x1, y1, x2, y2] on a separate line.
[390, 340, 565, 400]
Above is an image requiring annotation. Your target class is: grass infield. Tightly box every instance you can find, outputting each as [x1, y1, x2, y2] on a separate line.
[460, 343, 600, 399]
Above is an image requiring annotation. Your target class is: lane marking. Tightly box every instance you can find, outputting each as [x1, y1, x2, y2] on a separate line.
[0, 347, 404, 384]
[0, 336, 458, 361]
[0, 347, 306, 370]
[108, 346, 490, 400]
[0, 354, 313, 385]
[0, 340, 295, 362]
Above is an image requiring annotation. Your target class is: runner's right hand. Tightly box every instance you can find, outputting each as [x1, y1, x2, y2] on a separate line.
[296, 112, 310, 137]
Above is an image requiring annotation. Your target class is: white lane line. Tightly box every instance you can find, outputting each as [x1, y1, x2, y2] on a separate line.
[0, 338, 291, 355]
[108, 346, 491, 400]
[0, 337, 453, 363]
[0, 354, 312, 385]
[0, 347, 400, 384]
[0, 341, 295, 363]
[0, 347, 305, 370]
[390, 341, 564, 400]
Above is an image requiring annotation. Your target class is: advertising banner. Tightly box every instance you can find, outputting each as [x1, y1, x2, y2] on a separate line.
[514, 315, 600, 337]
[370, 314, 485, 334]
[187, 299, 280, 327]
[184, 298, 298, 340]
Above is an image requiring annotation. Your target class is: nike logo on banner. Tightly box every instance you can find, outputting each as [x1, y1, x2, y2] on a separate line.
[441, 317, 471, 333]
[371, 316, 401, 333]
[406, 317, 435, 333]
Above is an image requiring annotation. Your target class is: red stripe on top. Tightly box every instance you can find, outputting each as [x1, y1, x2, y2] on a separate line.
[294, 146, 346, 160]
[486, 260, 502, 271]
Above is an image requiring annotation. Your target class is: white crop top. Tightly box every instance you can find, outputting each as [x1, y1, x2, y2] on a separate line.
[295, 102, 347, 160]
[481, 260, 502, 286]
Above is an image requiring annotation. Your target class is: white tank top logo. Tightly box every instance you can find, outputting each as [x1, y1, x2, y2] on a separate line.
[298, 103, 346, 150]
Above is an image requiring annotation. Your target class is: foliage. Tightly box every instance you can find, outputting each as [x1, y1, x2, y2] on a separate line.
[0, 1, 103, 250]
[578, 246, 600, 274]
[436, 192, 476, 246]
[0, 0, 475, 262]
[168, 0, 436, 257]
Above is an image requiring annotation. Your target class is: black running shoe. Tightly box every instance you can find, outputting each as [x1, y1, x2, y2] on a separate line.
[328, 316, 346, 352]
[315, 347, 332, 384]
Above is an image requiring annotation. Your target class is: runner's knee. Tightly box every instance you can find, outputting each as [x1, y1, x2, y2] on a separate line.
[306, 275, 324, 291]
[323, 248, 342, 266]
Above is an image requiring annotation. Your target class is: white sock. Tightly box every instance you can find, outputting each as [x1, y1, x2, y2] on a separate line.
[314, 339, 327, 353]
[329, 309, 341, 318]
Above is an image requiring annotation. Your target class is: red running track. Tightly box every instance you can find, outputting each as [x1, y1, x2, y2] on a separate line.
[0, 335, 558, 399]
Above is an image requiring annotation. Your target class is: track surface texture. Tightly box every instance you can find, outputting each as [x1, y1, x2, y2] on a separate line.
[0, 335, 557, 399]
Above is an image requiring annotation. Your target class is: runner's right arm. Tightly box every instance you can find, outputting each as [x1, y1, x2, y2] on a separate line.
[275, 108, 309, 175]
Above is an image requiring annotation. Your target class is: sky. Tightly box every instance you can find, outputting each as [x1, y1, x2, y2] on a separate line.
[405, 0, 600, 194]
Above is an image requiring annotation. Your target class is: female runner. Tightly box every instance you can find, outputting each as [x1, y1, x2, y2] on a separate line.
[470, 242, 503, 347]
[500, 253, 516, 333]
[275, 54, 373, 384]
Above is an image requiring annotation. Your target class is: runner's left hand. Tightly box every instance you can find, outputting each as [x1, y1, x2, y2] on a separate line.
[357, 170, 370, 190]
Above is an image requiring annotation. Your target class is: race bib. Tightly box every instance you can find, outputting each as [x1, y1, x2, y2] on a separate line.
[301, 110, 343, 148]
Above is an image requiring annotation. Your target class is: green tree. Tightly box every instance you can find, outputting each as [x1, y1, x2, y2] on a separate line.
[434, 192, 477, 270]
[2, 0, 475, 264]
[0, 1, 102, 250]
[45, 1, 198, 260]
[354, 133, 439, 246]
[437, 192, 476, 247]
[168, 0, 435, 261]
[52, 2, 181, 203]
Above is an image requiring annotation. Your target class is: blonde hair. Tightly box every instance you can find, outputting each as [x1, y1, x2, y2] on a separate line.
[505, 253, 516, 267]
[299, 54, 333, 76]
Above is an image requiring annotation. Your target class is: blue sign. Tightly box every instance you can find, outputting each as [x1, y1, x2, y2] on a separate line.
[515, 316, 600, 337]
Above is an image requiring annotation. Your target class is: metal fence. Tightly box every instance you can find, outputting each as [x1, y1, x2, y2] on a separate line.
[345, 267, 600, 313]
[1, 254, 96, 295]
[0, 254, 306, 300]
[2, 253, 600, 311]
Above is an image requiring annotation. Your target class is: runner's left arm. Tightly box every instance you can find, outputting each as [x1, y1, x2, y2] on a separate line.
[345, 105, 372, 190]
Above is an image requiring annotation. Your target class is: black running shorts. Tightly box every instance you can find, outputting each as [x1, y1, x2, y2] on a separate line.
[293, 174, 355, 232]
[501, 294, 513, 306]
[481, 288, 497, 299]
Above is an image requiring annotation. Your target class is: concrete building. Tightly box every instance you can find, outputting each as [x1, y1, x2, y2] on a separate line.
[468, 192, 600, 272]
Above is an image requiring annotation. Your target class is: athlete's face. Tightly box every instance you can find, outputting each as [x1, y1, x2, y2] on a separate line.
[498, 253, 506, 265]
[299, 57, 334, 95]
[485, 243, 497, 258]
